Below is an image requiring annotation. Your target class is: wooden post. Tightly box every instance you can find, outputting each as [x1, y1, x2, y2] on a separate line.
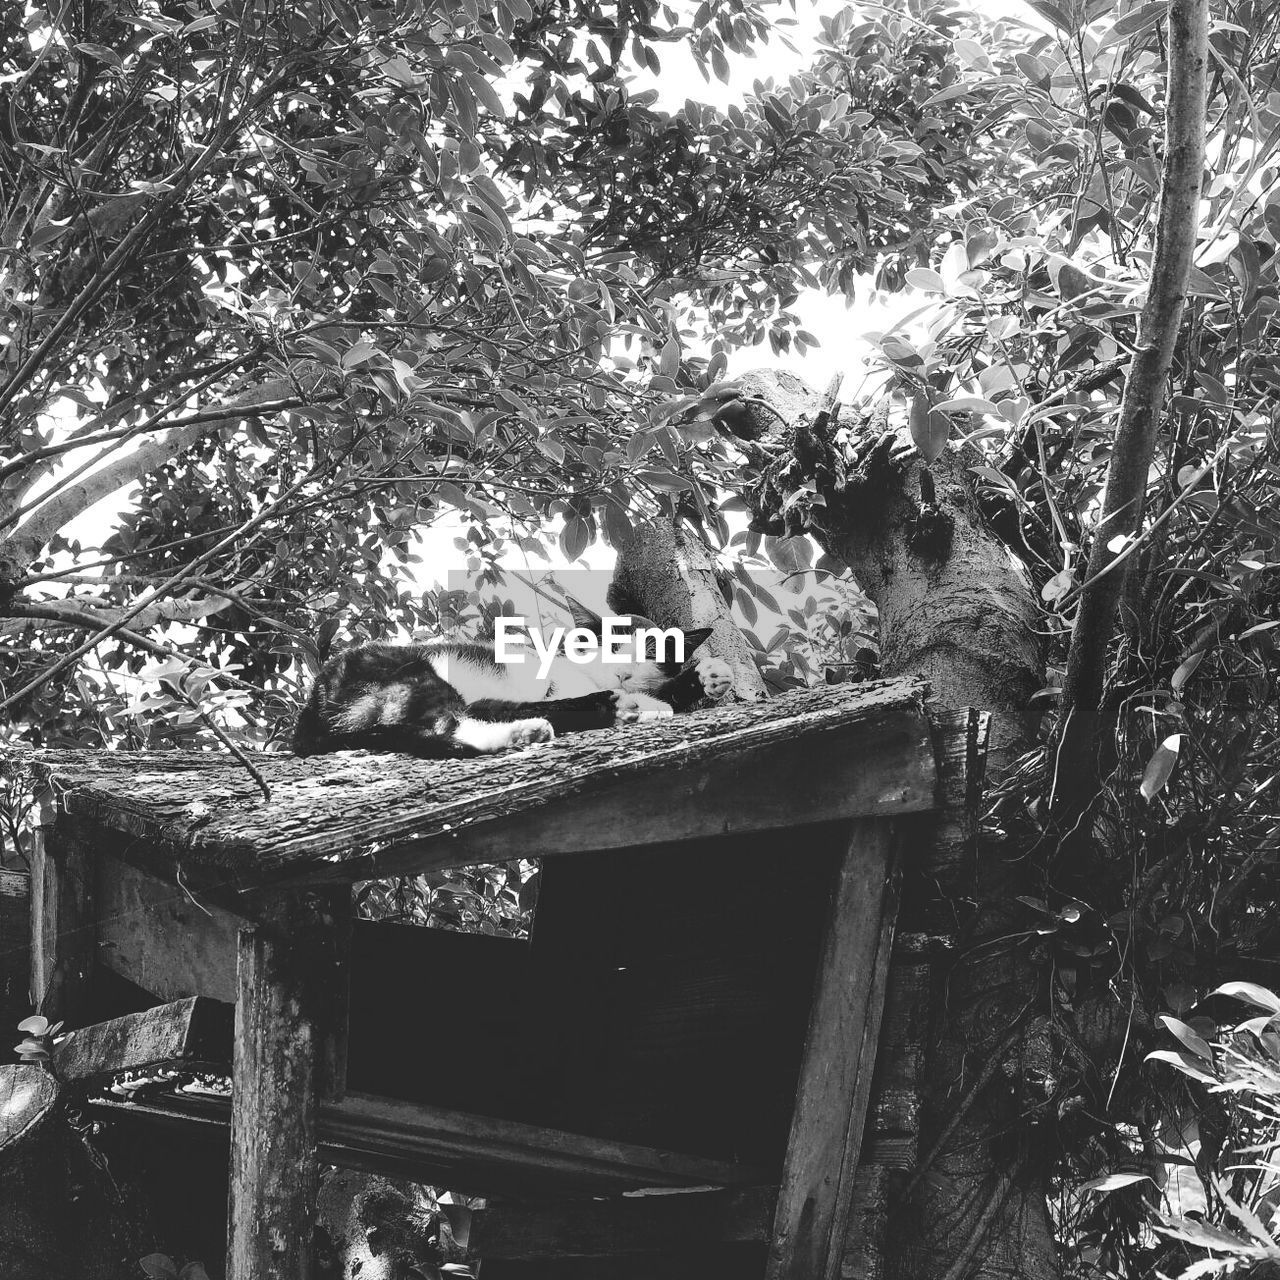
[227, 887, 350, 1280]
[0, 868, 31, 1027]
[766, 817, 900, 1280]
[29, 820, 96, 1026]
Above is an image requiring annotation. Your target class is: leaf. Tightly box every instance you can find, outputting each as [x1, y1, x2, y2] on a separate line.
[767, 536, 812, 573]
[966, 229, 1000, 268]
[1170, 650, 1205, 692]
[933, 396, 1000, 415]
[905, 268, 946, 293]
[17, 1015, 50, 1036]
[341, 342, 378, 369]
[1024, 0, 1077, 31]
[909, 392, 949, 463]
[1080, 1172, 1152, 1194]
[75, 42, 124, 68]
[1139, 734, 1181, 801]
[558, 516, 590, 563]
[1211, 982, 1280, 1014]
[1107, 1, 1165, 41]
[880, 334, 922, 366]
[658, 336, 681, 378]
[1015, 52, 1051, 86]
[1144, 1048, 1217, 1084]
[1157, 1015, 1213, 1062]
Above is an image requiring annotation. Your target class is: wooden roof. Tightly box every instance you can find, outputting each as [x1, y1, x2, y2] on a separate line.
[10, 678, 934, 894]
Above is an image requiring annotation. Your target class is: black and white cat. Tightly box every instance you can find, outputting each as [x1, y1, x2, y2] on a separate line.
[292, 604, 734, 758]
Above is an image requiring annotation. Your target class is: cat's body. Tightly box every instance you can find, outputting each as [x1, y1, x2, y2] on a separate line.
[292, 615, 733, 758]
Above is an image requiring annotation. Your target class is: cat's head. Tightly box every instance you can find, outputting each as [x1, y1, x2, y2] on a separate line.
[564, 596, 712, 690]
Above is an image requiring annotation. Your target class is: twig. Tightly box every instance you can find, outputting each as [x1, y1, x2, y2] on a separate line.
[164, 680, 271, 803]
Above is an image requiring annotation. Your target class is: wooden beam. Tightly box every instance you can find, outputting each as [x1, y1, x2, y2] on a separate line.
[766, 818, 900, 1280]
[334, 717, 931, 884]
[226, 888, 350, 1280]
[53, 996, 233, 1083]
[0, 869, 30, 1026]
[37, 679, 933, 893]
[469, 1186, 776, 1260]
[96, 857, 241, 1003]
[87, 1089, 771, 1198]
[30, 823, 95, 1025]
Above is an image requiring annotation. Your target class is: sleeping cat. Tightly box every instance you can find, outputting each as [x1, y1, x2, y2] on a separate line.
[292, 605, 734, 757]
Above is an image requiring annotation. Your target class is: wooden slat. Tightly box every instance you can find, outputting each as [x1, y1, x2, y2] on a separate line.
[0, 869, 30, 1026]
[469, 1186, 777, 1260]
[53, 996, 233, 1082]
[333, 716, 929, 885]
[865, 936, 933, 1169]
[766, 818, 900, 1280]
[19, 679, 932, 892]
[86, 1091, 771, 1197]
[30, 823, 95, 1024]
[97, 858, 241, 1003]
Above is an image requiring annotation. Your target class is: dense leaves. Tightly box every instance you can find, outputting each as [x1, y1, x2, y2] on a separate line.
[0, 0, 985, 754]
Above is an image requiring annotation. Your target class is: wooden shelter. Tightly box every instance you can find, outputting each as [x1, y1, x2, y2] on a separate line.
[16, 677, 986, 1279]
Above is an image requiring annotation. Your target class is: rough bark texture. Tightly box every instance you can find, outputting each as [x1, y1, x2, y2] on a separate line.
[5, 679, 930, 889]
[740, 369, 1056, 1280]
[611, 516, 769, 701]
[739, 369, 1040, 766]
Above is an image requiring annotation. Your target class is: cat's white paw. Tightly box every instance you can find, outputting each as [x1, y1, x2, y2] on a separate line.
[508, 718, 555, 748]
[696, 656, 733, 700]
[613, 691, 674, 724]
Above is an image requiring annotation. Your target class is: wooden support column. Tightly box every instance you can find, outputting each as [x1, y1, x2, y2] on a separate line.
[29, 820, 96, 1026]
[0, 868, 31, 1026]
[227, 887, 350, 1280]
[766, 817, 900, 1280]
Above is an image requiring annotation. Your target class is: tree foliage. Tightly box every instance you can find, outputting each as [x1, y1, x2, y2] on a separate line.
[0, 0, 977, 751]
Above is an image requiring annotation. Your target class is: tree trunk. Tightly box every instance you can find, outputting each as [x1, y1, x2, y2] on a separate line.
[610, 516, 768, 702]
[740, 370, 1056, 1280]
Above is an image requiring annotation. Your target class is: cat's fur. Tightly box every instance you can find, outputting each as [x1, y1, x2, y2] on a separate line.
[292, 607, 733, 758]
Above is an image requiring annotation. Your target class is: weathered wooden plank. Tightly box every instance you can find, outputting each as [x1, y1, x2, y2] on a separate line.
[11, 679, 932, 892]
[924, 707, 990, 897]
[865, 939, 933, 1166]
[469, 1186, 777, 1260]
[334, 717, 930, 885]
[29, 823, 95, 1024]
[227, 889, 350, 1280]
[87, 1090, 771, 1197]
[0, 869, 30, 1025]
[54, 996, 233, 1082]
[766, 818, 900, 1280]
[97, 857, 241, 1003]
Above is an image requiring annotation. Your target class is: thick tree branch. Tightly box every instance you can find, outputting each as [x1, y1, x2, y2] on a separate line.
[1052, 0, 1209, 821]
[6, 594, 233, 633]
[610, 516, 768, 701]
[0, 369, 329, 586]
